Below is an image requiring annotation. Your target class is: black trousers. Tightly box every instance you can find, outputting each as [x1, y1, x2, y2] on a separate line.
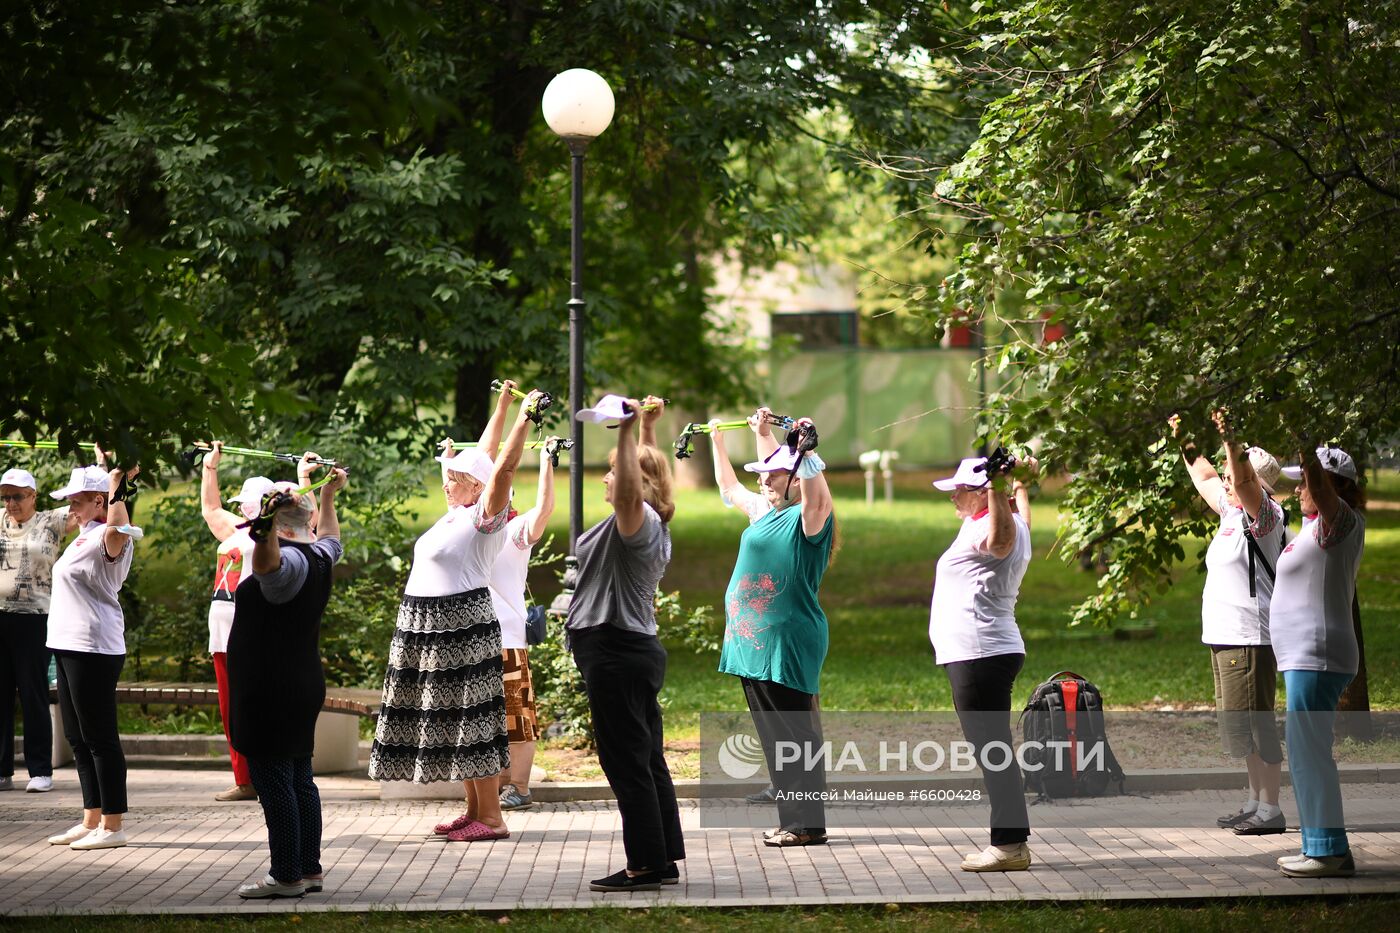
[742, 677, 826, 834]
[53, 650, 127, 814]
[247, 756, 322, 884]
[571, 625, 685, 871]
[944, 652, 1030, 846]
[0, 612, 52, 778]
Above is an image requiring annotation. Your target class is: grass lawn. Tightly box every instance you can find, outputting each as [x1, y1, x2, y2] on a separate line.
[124, 467, 1400, 748]
[487, 467, 1398, 718]
[12, 897, 1400, 931]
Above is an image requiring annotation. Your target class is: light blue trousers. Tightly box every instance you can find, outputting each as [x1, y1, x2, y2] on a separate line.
[1284, 669, 1354, 858]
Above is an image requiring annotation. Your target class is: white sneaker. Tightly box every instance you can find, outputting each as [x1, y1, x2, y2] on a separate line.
[1279, 853, 1355, 878]
[961, 842, 1032, 872]
[69, 828, 128, 850]
[237, 874, 307, 899]
[48, 823, 96, 846]
[25, 776, 53, 793]
[1277, 852, 1309, 867]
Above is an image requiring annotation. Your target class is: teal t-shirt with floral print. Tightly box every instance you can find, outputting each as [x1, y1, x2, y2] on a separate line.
[718, 504, 834, 694]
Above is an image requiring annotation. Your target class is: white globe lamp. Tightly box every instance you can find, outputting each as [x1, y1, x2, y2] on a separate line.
[542, 68, 615, 141]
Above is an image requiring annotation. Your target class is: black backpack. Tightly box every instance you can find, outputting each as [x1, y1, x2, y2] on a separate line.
[1018, 670, 1125, 799]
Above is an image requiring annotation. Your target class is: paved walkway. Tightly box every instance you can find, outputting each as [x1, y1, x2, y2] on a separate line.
[1, 767, 1398, 915]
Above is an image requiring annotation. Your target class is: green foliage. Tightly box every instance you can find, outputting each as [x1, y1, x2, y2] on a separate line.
[528, 616, 593, 746]
[1, 0, 444, 466]
[3, 1, 963, 464]
[532, 587, 722, 748]
[908, 0, 1400, 625]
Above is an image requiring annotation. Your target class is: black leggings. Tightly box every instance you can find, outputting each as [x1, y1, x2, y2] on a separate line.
[944, 652, 1030, 846]
[571, 625, 685, 871]
[742, 677, 826, 834]
[53, 650, 127, 814]
[247, 756, 322, 884]
[0, 611, 53, 778]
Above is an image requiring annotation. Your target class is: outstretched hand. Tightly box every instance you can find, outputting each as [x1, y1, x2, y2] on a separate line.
[749, 407, 774, 437]
[324, 468, 349, 494]
[640, 395, 666, 426]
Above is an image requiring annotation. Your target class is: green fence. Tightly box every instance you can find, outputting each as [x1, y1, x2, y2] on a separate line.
[769, 348, 982, 468]
[577, 347, 982, 469]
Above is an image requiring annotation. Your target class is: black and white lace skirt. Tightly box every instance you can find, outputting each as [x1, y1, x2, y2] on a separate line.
[367, 587, 510, 783]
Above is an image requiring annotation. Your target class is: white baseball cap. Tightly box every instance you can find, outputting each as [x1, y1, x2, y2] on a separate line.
[228, 476, 276, 521]
[268, 481, 317, 543]
[50, 466, 110, 500]
[438, 449, 494, 485]
[0, 469, 36, 490]
[575, 394, 633, 423]
[744, 446, 802, 474]
[932, 457, 992, 491]
[1246, 447, 1282, 492]
[1281, 447, 1358, 483]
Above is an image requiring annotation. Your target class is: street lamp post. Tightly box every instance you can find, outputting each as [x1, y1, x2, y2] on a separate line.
[542, 68, 614, 614]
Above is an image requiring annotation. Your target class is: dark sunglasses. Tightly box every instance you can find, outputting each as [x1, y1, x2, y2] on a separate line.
[1, 493, 34, 502]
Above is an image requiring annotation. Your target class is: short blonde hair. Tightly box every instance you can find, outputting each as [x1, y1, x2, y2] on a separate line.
[447, 469, 484, 492]
[609, 445, 676, 524]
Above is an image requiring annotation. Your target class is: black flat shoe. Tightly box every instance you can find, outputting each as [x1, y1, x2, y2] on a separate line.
[1215, 807, 1253, 828]
[589, 868, 665, 892]
[661, 862, 680, 886]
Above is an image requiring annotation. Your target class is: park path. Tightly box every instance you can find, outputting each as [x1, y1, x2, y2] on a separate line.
[1, 767, 1398, 915]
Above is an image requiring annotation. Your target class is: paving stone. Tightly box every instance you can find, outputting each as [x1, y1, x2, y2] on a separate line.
[2, 766, 1399, 914]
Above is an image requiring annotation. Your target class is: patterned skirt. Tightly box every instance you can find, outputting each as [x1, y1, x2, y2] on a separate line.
[367, 588, 511, 783]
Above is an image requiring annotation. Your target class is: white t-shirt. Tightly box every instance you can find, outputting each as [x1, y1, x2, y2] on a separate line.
[207, 530, 254, 654]
[489, 515, 534, 649]
[0, 506, 69, 614]
[929, 510, 1032, 665]
[1201, 493, 1286, 646]
[46, 520, 135, 655]
[1270, 501, 1364, 674]
[404, 502, 509, 598]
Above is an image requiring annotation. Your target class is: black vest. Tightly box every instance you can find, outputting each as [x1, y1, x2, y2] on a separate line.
[226, 541, 333, 760]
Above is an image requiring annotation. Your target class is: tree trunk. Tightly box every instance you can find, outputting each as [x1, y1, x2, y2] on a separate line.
[1335, 592, 1373, 741]
[454, 355, 496, 439]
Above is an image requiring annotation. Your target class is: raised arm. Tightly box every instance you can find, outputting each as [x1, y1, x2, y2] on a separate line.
[523, 439, 557, 544]
[199, 441, 242, 541]
[1170, 414, 1225, 512]
[1214, 411, 1265, 519]
[612, 402, 646, 537]
[751, 406, 780, 461]
[984, 477, 1017, 558]
[316, 469, 347, 540]
[793, 418, 833, 538]
[710, 423, 742, 495]
[1300, 447, 1343, 531]
[478, 379, 517, 459]
[1012, 456, 1037, 530]
[639, 395, 665, 449]
[103, 465, 139, 559]
[297, 451, 321, 531]
[482, 390, 542, 520]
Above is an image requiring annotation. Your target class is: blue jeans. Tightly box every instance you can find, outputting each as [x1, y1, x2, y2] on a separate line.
[1284, 669, 1354, 858]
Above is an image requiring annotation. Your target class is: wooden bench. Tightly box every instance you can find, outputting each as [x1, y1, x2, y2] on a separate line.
[48, 682, 382, 775]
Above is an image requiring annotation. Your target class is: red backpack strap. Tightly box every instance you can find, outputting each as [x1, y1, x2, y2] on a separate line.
[1059, 680, 1081, 779]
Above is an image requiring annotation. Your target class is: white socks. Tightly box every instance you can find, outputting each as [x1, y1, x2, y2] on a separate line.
[1240, 798, 1259, 815]
[1255, 802, 1282, 821]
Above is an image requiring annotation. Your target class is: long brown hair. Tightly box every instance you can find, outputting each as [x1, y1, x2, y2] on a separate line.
[609, 445, 676, 523]
[1330, 475, 1367, 512]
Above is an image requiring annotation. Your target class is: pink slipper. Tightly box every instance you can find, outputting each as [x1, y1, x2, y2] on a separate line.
[445, 819, 509, 842]
[434, 812, 473, 835]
